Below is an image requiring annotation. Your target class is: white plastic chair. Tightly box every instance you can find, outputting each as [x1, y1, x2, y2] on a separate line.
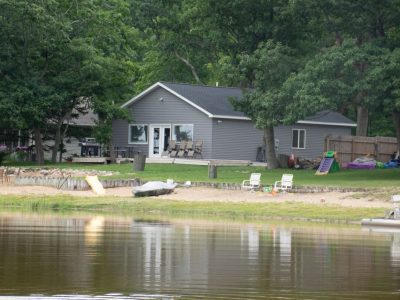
[274, 174, 293, 192]
[242, 173, 261, 190]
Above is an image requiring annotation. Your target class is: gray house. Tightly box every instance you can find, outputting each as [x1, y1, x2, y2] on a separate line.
[112, 82, 356, 161]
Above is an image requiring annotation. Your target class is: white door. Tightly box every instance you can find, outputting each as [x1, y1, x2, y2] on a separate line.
[149, 125, 171, 158]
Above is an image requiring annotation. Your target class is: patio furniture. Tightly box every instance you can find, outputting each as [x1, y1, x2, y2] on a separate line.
[177, 141, 187, 158]
[194, 140, 203, 158]
[185, 141, 194, 158]
[168, 140, 178, 157]
[274, 174, 293, 192]
[0, 168, 8, 184]
[242, 173, 261, 190]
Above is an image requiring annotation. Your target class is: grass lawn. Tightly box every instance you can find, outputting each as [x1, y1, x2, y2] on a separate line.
[4, 161, 400, 188]
[0, 194, 385, 223]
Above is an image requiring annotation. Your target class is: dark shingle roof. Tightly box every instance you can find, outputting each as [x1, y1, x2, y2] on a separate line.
[298, 110, 356, 126]
[161, 82, 245, 117]
[123, 82, 356, 126]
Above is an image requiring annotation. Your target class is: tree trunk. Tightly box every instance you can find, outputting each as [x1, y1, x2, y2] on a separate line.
[356, 105, 368, 136]
[264, 127, 279, 169]
[51, 119, 63, 163]
[109, 140, 116, 163]
[392, 111, 400, 150]
[34, 127, 45, 165]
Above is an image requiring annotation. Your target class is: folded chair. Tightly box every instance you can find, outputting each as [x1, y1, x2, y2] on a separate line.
[177, 141, 187, 158]
[274, 174, 293, 192]
[193, 140, 203, 158]
[241, 173, 261, 191]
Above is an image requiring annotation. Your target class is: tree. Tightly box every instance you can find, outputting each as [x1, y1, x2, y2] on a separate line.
[0, 0, 138, 164]
[282, 40, 387, 136]
[231, 41, 298, 169]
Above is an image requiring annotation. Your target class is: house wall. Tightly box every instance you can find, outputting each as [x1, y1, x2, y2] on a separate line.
[274, 124, 352, 159]
[211, 119, 264, 160]
[112, 87, 213, 158]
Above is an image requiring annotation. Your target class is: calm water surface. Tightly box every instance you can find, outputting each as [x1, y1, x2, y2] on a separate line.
[0, 212, 399, 299]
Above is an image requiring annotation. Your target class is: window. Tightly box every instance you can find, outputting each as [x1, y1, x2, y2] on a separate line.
[129, 124, 148, 144]
[292, 129, 306, 149]
[172, 124, 193, 142]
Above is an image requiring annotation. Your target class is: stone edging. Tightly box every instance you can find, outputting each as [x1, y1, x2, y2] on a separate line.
[13, 176, 373, 193]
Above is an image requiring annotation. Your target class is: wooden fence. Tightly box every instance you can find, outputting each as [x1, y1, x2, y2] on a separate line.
[325, 135, 399, 164]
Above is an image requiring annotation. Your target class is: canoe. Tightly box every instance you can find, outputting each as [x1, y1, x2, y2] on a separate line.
[361, 218, 400, 227]
[132, 181, 176, 197]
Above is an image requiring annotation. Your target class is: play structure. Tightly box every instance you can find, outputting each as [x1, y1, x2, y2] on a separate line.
[315, 151, 340, 175]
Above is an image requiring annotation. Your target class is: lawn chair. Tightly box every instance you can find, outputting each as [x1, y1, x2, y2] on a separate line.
[193, 140, 203, 158]
[242, 173, 261, 191]
[185, 141, 194, 158]
[0, 168, 8, 184]
[168, 140, 178, 157]
[177, 141, 187, 158]
[274, 174, 293, 192]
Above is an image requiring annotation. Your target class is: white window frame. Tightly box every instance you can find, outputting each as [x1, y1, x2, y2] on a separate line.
[128, 124, 148, 144]
[292, 129, 306, 149]
[172, 124, 194, 142]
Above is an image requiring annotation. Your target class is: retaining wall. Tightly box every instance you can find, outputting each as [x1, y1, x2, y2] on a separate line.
[13, 176, 372, 193]
[14, 176, 142, 191]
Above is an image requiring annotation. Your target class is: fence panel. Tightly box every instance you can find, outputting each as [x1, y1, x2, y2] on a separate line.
[325, 135, 398, 164]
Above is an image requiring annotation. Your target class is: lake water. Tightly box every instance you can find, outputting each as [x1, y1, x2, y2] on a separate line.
[0, 213, 399, 299]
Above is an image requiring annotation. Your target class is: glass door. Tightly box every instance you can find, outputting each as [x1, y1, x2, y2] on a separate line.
[149, 125, 170, 157]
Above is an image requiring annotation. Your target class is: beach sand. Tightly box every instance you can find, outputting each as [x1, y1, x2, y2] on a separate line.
[0, 184, 394, 208]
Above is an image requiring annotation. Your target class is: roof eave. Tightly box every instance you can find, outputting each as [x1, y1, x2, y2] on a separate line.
[297, 120, 357, 127]
[211, 115, 251, 121]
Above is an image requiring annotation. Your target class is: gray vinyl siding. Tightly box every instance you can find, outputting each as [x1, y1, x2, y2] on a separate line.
[274, 124, 352, 159]
[112, 87, 213, 158]
[211, 119, 264, 160]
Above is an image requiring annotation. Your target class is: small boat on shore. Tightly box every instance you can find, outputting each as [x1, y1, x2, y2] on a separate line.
[361, 218, 400, 227]
[132, 181, 176, 197]
[362, 195, 400, 228]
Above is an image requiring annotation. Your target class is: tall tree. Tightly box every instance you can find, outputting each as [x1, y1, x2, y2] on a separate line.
[232, 41, 298, 169]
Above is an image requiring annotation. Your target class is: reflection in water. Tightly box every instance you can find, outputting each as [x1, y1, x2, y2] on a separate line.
[0, 213, 400, 299]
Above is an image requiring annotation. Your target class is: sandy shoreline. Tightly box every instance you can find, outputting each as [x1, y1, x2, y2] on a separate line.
[0, 184, 394, 208]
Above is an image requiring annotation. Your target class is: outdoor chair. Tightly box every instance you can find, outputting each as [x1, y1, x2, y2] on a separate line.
[0, 168, 8, 184]
[177, 141, 187, 158]
[193, 140, 203, 158]
[241, 173, 261, 191]
[274, 174, 293, 192]
[185, 141, 194, 158]
[168, 140, 178, 157]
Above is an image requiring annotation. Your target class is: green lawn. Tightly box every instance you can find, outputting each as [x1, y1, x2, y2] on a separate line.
[0, 194, 385, 222]
[5, 161, 400, 188]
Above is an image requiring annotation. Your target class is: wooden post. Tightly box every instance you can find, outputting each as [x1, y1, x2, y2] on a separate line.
[351, 139, 355, 162]
[208, 164, 217, 179]
[133, 153, 146, 171]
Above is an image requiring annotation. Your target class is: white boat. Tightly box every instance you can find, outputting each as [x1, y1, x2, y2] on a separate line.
[361, 218, 400, 227]
[132, 181, 176, 197]
[362, 195, 400, 227]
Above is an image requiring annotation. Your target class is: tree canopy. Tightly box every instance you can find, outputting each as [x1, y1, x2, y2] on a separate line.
[1, 0, 400, 166]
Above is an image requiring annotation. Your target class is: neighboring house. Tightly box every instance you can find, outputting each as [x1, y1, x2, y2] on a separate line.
[43, 109, 98, 160]
[112, 82, 356, 161]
